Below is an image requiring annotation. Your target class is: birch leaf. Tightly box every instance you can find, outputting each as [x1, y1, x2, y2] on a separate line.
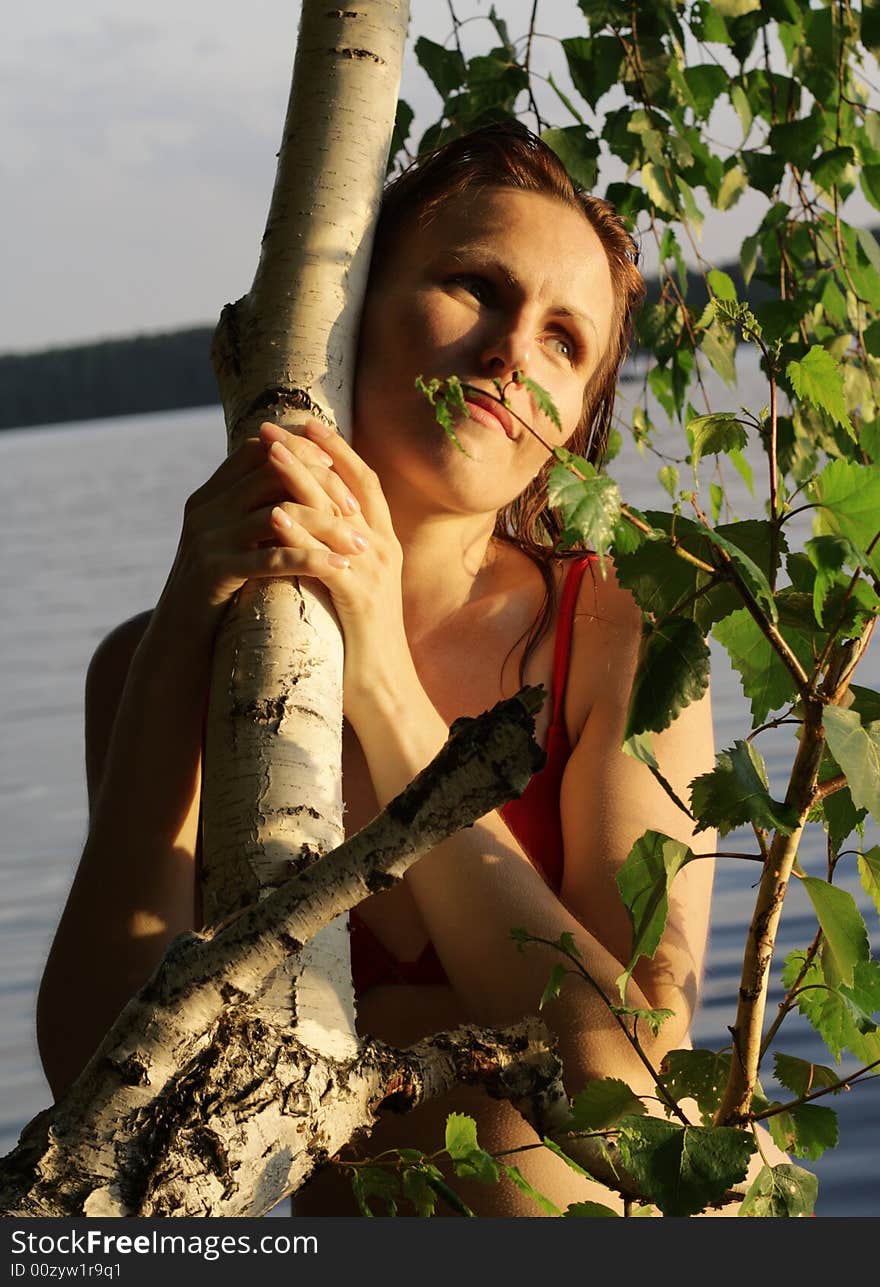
[809, 457, 880, 571]
[787, 346, 854, 434]
[773, 1053, 840, 1099]
[615, 830, 694, 1001]
[689, 412, 747, 469]
[548, 458, 621, 554]
[801, 877, 870, 989]
[738, 1164, 818, 1217]
[567, 1078, 647, 1132]
[659, 1049, 732, 1126]
[689, 740, 800, 836]
[822, 706, 880, 824]
[616, 1118, 755, 1217]
[858, 847, 880, 917]
[768, 1104, 839, 1161]
[625, 616, 711, 738]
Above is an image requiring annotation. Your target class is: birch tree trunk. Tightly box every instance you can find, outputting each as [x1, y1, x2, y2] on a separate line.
[202, 0, 410, 1059]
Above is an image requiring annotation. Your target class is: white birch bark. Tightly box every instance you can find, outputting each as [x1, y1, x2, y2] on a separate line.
[202, 0, 410, 1062]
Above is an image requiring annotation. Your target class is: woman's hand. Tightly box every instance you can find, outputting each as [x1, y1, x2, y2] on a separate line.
[260, 420, 412, 727]
[153, 422, 371, 650]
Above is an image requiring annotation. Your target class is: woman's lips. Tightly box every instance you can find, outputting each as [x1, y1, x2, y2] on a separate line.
[463, 395, 515, 439]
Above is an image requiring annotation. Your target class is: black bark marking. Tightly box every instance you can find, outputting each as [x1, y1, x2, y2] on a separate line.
[230, 695, 287, 733]
[109, 1054, 151, 1088]
[240, 386, 329, 426]
[332, 46, 385, 64]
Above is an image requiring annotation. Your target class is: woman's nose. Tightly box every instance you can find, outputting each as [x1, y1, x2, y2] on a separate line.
[479, 322, 531, 377]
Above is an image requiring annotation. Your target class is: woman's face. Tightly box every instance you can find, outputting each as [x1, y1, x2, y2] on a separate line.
[353, 185, 616, 520]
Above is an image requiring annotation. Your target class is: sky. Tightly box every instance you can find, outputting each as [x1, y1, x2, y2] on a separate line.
[2, 0, 877, 354]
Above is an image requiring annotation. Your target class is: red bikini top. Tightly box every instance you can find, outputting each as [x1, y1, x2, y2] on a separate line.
[349, 554, 595, 995]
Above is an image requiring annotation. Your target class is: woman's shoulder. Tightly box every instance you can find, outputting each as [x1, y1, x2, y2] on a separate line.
[86, 610, 154, 690]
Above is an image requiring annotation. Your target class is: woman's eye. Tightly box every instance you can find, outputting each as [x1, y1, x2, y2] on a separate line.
[451, 274, 491, 303]
[547, 333, 575, 362]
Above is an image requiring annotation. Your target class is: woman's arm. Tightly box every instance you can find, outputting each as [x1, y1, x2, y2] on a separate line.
[37, 430, 363, 1099]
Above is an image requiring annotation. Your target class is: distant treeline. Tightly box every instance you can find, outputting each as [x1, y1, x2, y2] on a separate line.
[0, 260, 776, 432]
[0, 327, 219, 431]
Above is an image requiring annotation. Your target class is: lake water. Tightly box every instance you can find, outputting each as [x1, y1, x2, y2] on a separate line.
[1, 355, 878, 1216]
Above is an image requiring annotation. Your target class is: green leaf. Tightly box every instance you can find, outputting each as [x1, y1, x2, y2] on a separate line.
[659, 1049, 732, 1127]
[351, 1166, 399, 1217]
[822, 707, 880, 825]
[787, 346, 855, 436]
[658, 464, 679, 498]
[860, 163, 880, 212]
[801, 876, 870, 989]
[615, 831, 694, 1001]
[625, 617, 711, 739]
[773, 1053, 840, 1099]
[713, 608, 814, 724]
[858, 847, 880, 917]
[415, 374, 470, 455]
[731, 84, 753, 139]
[738, 1163, 818, 1217]
[684, 65, 729, 117]
[567, 1078, 647, 1132]
[401, 1166, 438, 1217]
[811, 145, 855, 191]
[701, 527, 778, 622]
[549, 457, 621, 555]
[689, 413, 748, 470]
[712, 0, 760, 14]
[717, 165, 748, 210]
[564, 1201, 620, 1217]
[539, 962, 568, 1011]
[806, 534, 858, 625]
[689, 740, 800, 837]
[414, 37, 465, 98]
[445, 1112, 478, 1161]
[642, 162, 678, 215]
[541, 127, 600, 190]
[423, 1174, 475, 1217]
[809, 458, 880, 572]
[502, 1164, 562, 1215]
[782, 952, 880, 1062]
[515, 371, 562, 431]
[612, 1005, 675, 1038]
[387, 99, 413, 170]
[617, 1118, 755, 1218]
[768, 1103, 839, 1161]
[768, 110, 825, 171]
[562, 35, 623, 110]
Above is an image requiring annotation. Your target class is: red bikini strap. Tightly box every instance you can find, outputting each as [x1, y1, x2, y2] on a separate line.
[549, 556, 594, 728]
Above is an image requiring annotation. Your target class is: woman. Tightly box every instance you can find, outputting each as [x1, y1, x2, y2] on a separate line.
[37, 125, 718, 1215]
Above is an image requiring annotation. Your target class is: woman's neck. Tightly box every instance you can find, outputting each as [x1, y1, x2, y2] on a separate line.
[394, 508, 501, 646]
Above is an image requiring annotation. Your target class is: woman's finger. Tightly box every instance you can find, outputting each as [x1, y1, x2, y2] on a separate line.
[214, 502, 369, 558]
[265, 438, 362, 519]
[299, 420, 391, 529]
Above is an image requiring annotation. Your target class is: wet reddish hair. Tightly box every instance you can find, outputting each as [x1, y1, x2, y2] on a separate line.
[370, 122, 646, 682]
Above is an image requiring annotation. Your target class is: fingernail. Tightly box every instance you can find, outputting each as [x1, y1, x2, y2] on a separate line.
[272, 506, 292, 528]
[342, 493, 360, 514]
[350, 532, 368, 551]
[318, 451, 335, 467]
[270, 440, 293, 463]
[327, 552, 350, 568]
